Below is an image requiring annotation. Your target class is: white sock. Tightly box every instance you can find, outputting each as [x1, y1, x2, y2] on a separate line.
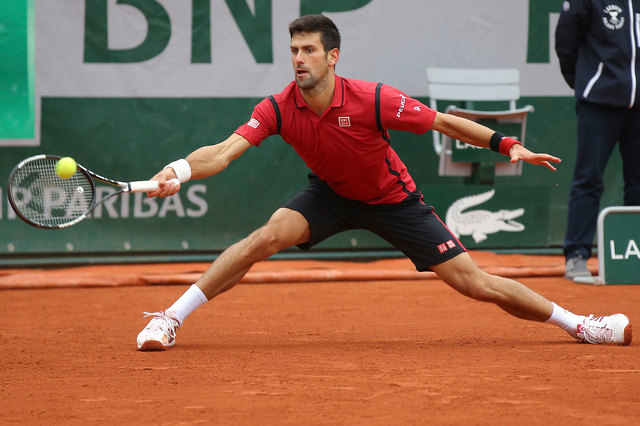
[545, 302, 585, 339]
[165, 284, 208, 326]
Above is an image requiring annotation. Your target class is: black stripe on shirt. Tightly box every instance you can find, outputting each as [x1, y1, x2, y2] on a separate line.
[268, 95, 281, 134]
[375, 82, 383, 132]
[385, 157, 413, 196]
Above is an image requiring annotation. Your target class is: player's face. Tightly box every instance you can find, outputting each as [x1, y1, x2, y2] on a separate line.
[290, 32, 337, 90]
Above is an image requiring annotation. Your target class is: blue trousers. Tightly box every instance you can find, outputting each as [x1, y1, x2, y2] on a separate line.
[564, 100, 640, 260]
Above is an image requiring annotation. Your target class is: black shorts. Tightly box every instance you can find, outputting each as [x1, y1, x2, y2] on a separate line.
[282, 174, 466, 271]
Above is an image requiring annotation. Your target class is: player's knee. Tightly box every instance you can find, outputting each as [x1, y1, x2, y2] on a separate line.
[245, 224, 283, 258]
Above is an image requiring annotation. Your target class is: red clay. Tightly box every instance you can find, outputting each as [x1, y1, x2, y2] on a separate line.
[1, 257, 639, 425]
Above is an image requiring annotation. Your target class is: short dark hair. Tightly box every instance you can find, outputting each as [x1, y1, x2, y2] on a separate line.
[288, 14, 341, 53]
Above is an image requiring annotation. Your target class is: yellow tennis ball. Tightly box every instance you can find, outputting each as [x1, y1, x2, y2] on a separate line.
[55, 157, 77, 179]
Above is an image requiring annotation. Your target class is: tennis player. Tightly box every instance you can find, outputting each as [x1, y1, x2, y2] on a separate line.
[137, 14, 631, 350]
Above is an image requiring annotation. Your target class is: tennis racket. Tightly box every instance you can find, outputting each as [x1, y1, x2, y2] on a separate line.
[8, 154, 179, 229]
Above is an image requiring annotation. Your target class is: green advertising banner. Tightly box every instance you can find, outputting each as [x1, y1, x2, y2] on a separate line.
[597, 207, 640, 285]
[0, 1, 628, 264]
[0, 0, 34, 140]
[423, 185, 551, 249]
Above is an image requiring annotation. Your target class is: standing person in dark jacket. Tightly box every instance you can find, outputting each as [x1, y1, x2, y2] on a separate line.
[556, 0, 640, 281]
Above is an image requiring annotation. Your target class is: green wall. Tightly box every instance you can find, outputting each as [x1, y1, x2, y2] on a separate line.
[0, 95, 625, 263]
[0, 1, 627, 264]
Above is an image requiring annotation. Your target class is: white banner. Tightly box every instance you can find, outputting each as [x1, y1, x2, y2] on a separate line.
[36, 0, 570, 98]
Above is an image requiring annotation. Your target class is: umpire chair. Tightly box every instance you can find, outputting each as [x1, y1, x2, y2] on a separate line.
[426, 67, 534, 182]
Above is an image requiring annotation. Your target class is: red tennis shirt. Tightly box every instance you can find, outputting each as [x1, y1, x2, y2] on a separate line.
[234, 75, 436, 204]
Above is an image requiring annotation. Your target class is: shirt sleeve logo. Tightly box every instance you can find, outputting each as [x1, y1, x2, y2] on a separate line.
[396, 95, 407, 117]
[338, 116, 351, 127]
[248, 118, 260, 129]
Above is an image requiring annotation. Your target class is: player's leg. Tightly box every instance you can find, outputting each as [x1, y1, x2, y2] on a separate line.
[136, 207, 311, 351]
[181, 174, 355, 314]
[365, 197, 631, 345]
[193, 207, 311, 300]
[431, 253, 631, 345]
[364, 198, 551, 321]
[430, 253, 553, 321]
[137, 174, 355, 350]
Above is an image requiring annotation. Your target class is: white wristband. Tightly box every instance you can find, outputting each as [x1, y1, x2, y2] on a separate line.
[164, 159, 191, 183]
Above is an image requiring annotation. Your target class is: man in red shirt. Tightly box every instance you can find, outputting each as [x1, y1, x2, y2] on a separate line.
[136, 15, 631, 350]
[240, 75, 431, 204]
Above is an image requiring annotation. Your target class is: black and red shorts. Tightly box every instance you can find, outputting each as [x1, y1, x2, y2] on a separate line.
[283, 174, 466, 271]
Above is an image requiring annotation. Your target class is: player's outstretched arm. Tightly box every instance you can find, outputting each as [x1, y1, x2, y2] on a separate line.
[185, 133, 253, 179]
[149, 133, 252, 197]
[431, 112, 561, 171]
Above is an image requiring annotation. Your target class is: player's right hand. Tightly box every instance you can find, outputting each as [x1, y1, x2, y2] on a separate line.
[147, 169, 181, 198]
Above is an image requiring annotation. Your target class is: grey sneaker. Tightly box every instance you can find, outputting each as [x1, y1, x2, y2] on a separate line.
[565, 255, 592, 280]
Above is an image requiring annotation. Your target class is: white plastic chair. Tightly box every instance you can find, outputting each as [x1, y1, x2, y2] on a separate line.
[426, 68, 534, 176]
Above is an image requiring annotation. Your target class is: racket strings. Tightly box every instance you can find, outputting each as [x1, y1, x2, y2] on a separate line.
[10, 158, 94, 227]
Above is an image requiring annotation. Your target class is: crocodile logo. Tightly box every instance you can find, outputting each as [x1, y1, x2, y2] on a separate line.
[445, 189, 525, 243]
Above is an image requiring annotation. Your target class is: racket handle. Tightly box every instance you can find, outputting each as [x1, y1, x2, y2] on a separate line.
[128, 178, 181, 192]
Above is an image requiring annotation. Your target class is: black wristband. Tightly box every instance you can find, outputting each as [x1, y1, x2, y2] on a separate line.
[489, 132, 505, 152]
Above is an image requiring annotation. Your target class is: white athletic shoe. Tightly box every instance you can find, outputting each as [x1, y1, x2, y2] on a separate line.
[577, 314, 632, 345]
[136, 311, 180, 351]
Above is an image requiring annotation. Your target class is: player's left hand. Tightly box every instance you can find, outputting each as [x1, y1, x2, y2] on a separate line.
[509, 144, 562, 171]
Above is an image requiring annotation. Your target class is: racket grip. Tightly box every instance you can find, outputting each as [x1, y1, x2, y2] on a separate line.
[128, 178, 181, 192]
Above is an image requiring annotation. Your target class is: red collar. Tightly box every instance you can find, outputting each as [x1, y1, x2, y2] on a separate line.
[293, 75, 345, 110]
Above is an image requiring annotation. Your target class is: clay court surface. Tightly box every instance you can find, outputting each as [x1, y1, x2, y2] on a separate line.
[1, 252, 639, 425]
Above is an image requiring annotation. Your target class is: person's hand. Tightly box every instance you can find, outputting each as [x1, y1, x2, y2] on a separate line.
[147, 168, 181, 198]
[509, 144, 562, 171]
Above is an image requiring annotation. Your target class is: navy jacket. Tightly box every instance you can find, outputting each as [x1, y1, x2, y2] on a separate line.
[555, 0, 640, 108]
